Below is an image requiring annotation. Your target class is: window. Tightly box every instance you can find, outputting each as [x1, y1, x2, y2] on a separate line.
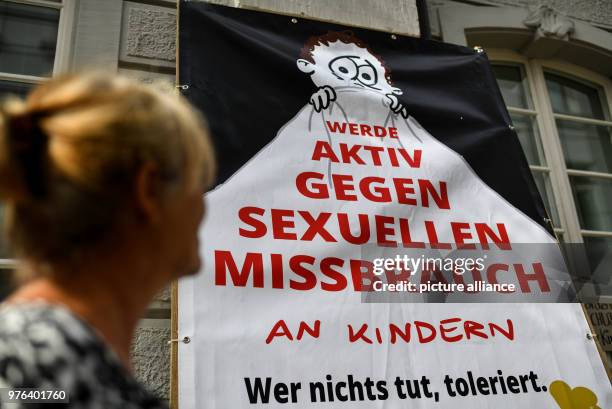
[491, 63, 561, 230]
[490, 50, 612, 280]
[546, 73, 612, 274]
[0, 0, 74, 97]
[0, 0, 75, 294]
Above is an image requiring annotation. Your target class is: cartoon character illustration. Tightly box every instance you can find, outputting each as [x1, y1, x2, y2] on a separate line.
[297, 31, 408, 118]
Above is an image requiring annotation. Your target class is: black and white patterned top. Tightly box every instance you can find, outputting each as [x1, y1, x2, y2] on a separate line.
[0, 302, 168, 409]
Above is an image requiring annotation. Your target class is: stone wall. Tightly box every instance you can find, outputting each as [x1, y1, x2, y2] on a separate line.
[485, 0, 612, 30]
[131, 320, 171, 399]
[116, 4, 178, 402]
[120, 1, 177, 69]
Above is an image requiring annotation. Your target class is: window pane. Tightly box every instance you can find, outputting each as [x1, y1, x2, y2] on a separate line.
[511, 113, 545, 165]
[0, 79, 33, 98]
[545, 73, 605, 120]
[0, 2, 59, 77]
[557, 119, 612, 173]
[532, 171, 560, 227]
[492, 65, 529, 109]
[569, 176, 612, 231]
[583, 236, 612, 276]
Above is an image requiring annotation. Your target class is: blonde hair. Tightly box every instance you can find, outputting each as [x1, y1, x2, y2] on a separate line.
[0, 73, 215, 268]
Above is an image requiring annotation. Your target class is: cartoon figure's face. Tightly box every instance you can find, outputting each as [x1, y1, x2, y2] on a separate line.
[297, 41, 402, 96]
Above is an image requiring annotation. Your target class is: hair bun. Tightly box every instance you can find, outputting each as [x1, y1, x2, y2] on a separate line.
[0, 108, 49, 202]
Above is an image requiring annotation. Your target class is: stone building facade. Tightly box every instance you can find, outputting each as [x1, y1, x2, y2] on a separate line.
[0, 0, 611, 405]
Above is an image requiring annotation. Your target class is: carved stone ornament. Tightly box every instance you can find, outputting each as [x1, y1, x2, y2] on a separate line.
[523, 4, 575, 41]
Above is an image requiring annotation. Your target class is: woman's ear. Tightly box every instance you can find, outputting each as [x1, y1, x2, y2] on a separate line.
[134, 161, 162, 224]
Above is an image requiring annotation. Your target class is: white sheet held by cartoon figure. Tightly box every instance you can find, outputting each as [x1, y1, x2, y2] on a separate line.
[196, 34, 572, 302]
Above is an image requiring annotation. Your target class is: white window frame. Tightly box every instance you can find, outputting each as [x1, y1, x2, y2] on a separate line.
[488, 49, 612, 247]
[0, 0, 76, 87]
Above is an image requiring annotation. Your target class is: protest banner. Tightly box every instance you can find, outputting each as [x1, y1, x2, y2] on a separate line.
[177, 2, 611, 407]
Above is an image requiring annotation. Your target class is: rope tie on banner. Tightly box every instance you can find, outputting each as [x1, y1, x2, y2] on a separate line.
[175, 85, 189, 91]
[168, 336, 191, 345]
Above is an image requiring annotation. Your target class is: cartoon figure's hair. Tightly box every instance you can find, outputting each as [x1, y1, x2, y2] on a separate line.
[299, 31, 393, 84]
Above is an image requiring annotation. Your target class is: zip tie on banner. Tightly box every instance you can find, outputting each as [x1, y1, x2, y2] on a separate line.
[473, 46, 485, 54]
[168, 336, 191, 345]
[175, 84, 190, 91]
[586, 333, 597, 341]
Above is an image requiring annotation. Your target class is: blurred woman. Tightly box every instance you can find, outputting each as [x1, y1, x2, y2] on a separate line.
[0, 74, 215, 408]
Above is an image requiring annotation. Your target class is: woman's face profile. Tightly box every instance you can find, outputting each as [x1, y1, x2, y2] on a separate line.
[140, 167, 207, 281]
[162, 185, 206, 279]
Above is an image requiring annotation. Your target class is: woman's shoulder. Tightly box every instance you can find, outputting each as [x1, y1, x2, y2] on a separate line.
[0, 302, 167, 408]
[0, 301, 98, 354]
[0, 302, 95, 386]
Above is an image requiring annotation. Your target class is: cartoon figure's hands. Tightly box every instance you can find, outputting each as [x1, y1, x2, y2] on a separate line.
[309, 86, 337, 112]
[384, 94, 409, 118]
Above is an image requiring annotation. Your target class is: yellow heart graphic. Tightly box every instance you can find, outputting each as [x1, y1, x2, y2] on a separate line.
[549, 380, 601, 409]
